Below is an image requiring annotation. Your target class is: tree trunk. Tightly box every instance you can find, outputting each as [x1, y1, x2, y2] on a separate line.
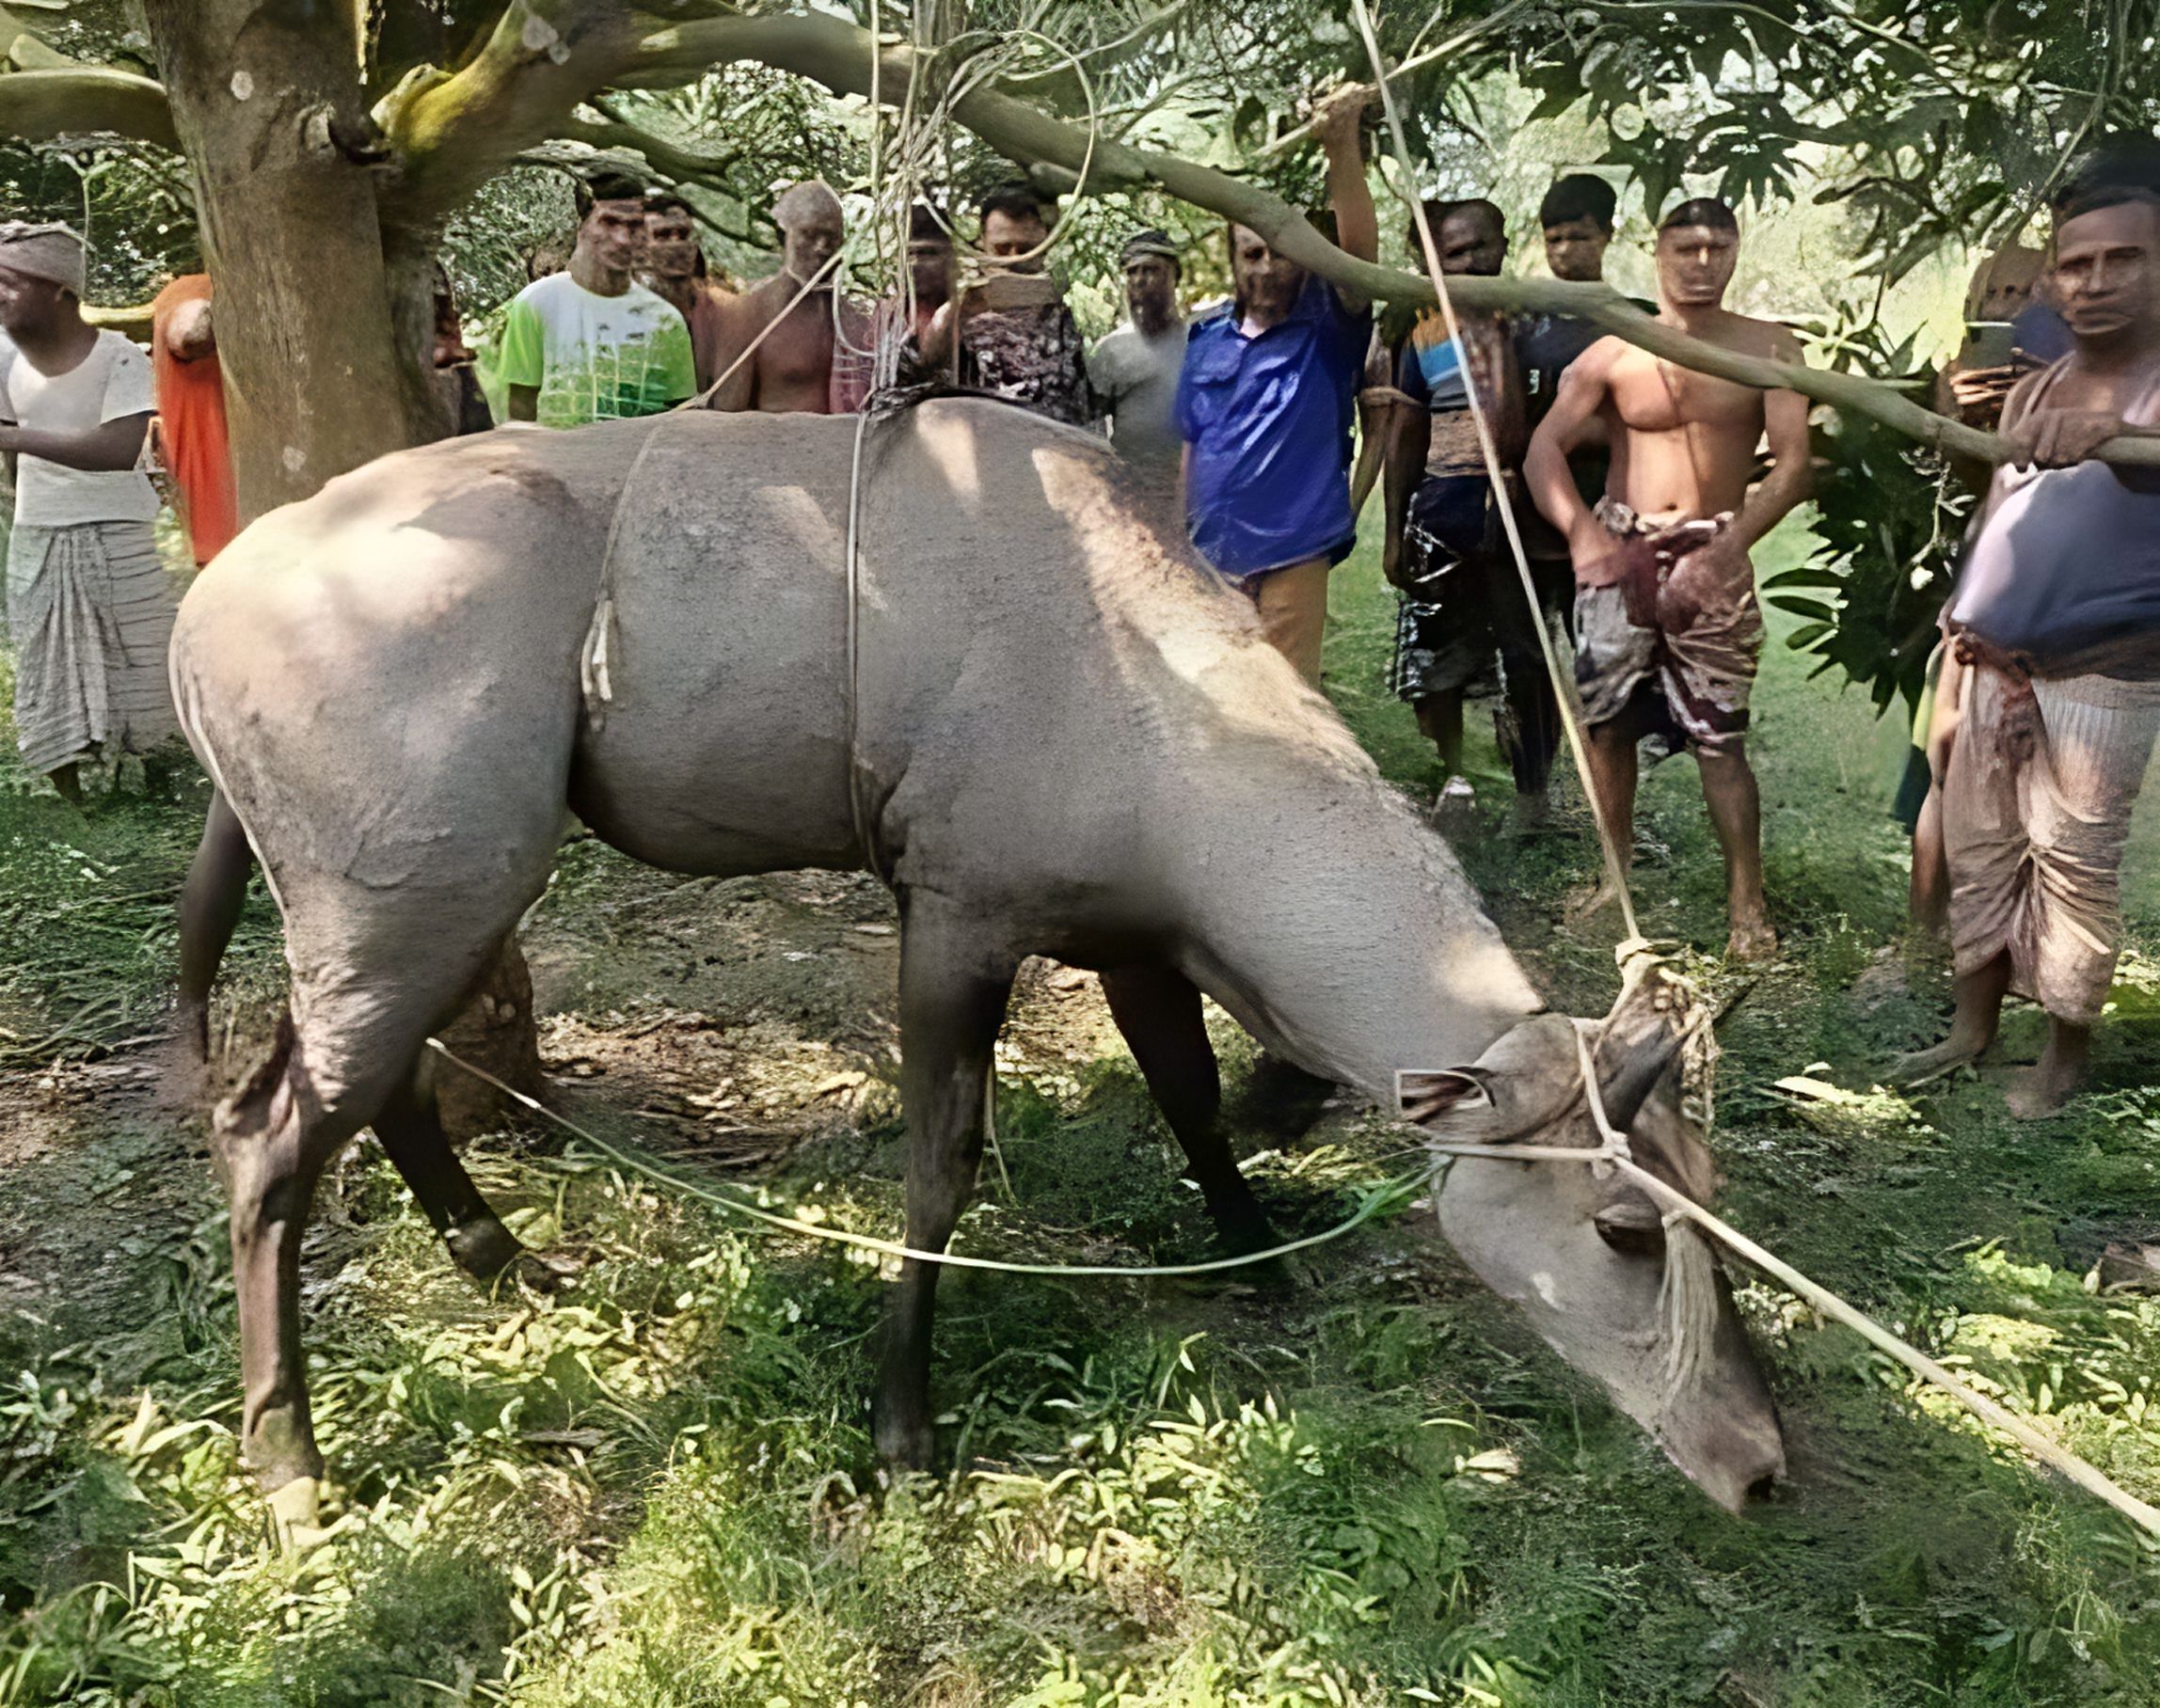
[140, 0, 438, 516]
[144, 0, 539, 1137]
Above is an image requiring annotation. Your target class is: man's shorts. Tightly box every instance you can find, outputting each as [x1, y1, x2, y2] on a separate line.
[1573, 498, 1762, 760]
[1390, 476, 1568, 704]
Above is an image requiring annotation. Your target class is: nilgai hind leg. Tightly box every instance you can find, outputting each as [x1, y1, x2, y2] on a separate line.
[373, 1076, 538, 1286]
[214, 880, 550, 1529]
[873, 894, 1020, 1469]
[1099, 963, 1279, 1255]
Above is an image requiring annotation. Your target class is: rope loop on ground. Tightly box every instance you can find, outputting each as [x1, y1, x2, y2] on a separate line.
[426, 1030, 2160, 1535]
[424, 1037, 1432, 1279]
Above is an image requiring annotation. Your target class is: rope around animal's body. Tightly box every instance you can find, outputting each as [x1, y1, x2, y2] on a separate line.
[552, 20, 2156, 1539]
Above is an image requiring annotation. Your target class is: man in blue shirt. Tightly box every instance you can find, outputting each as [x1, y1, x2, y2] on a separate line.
[1176, 87, 1377, 685]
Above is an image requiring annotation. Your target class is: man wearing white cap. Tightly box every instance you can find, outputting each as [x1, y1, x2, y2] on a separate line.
[0, 221, 174, 802]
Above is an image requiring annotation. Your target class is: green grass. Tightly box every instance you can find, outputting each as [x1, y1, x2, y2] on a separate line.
[1, 518, 2158, 1705]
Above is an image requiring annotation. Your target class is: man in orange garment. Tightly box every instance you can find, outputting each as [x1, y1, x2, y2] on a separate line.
[149, 273, 237, 565]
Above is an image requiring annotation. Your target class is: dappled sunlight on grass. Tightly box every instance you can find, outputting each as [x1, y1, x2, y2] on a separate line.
[2, 518, 2159, 1702]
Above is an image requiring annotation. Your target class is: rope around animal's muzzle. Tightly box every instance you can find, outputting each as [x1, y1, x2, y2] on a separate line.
[423, 1021, 2160, 1539]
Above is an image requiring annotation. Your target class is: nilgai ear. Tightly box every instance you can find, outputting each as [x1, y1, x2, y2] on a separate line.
[1398, 1068, 1491, 1125]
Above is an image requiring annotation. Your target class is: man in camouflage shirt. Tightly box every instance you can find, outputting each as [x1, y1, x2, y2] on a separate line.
[904, 182, 1098, 429]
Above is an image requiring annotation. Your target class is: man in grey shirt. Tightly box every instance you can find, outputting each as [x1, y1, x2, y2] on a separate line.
[1088, 229, 1187, 502]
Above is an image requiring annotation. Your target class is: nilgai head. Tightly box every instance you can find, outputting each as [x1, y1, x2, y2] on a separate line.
[1400, 963, 1786, 1511]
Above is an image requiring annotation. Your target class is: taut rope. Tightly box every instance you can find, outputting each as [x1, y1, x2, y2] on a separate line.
[1349, 0, 1643, 948]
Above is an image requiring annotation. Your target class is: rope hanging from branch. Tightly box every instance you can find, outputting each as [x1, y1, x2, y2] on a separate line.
[1347, 0, 1643, 947]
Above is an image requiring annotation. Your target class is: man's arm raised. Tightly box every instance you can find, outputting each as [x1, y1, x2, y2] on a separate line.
[1730, 326, 1813, 549]
[1313, 87, 1377, 308]
[1524, 340, 1617, 577]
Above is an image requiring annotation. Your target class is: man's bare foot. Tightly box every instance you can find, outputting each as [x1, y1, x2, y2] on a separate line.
[1726, 918, 1779, 963]
[1566, 877, 1626, 922]
[2004, 1056, 2085, 1120]
[1887, 1036, 1986, 1088]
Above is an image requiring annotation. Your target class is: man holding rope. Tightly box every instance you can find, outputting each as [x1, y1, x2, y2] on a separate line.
[1524, 198, 1811, 961]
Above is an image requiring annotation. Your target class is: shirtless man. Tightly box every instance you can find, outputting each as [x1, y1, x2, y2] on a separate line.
[1524, 198, 1812, 959]
[707, 180, 853, 414]
[642, 193, 728, 391]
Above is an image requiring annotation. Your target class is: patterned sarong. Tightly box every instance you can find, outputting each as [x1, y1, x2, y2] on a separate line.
[1943, 657, 2160, 1025]
[1573, 498, 1761, 761]
[5, 519, 178, 774]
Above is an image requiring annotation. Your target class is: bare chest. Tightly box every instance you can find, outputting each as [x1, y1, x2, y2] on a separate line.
[753, 299, 838, 392]
[1609, 353, 1764, 436]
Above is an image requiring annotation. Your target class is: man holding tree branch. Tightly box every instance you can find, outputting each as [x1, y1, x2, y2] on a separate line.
[1896, 149, 2160, 1118]
[1176, 86, 1379, 685]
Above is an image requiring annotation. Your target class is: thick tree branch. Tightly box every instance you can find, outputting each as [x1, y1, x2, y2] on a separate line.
[557, 110, 739, 182]
[381, 1, 656, 227]
[0, 66, 178, 149]
[624, 10, 2160, 469]
[386, 5, 2151, 469]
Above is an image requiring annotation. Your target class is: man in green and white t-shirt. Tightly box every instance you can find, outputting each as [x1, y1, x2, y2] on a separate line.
[500, 172, 696, 428]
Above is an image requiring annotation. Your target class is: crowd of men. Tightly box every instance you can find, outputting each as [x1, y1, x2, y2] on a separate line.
[0, 120, 2156, 1118]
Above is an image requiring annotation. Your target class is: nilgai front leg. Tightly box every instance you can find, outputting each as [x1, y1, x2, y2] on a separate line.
[373, 1079, 531, 1285]
[1100, 964, 1278, 1254]
[873, 896, 1018, 1468]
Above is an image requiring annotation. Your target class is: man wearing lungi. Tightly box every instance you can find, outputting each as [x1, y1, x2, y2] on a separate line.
[1895, 150, 2160, 1118]
[0, 222, 172, 804]
[1523, 198, 1812, 960]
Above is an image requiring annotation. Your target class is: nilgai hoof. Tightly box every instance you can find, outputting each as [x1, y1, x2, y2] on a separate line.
[1205, 1189, 1281, 1261]
[445, 1220, 580, 1292]
[265, 1475, 323, 1547]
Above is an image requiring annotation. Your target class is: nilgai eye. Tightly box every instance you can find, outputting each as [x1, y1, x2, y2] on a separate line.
[1591, 1197, 1664, 1258]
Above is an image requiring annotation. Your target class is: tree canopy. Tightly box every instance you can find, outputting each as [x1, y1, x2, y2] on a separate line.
[2, 0, 2157, 708]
